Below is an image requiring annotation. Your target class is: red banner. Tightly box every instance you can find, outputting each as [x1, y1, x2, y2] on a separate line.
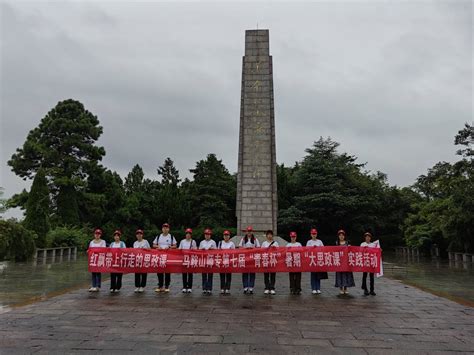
[88, 246, 381, 273]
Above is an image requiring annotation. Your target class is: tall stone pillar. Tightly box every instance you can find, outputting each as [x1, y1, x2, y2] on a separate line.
[236, 29, 278, 235]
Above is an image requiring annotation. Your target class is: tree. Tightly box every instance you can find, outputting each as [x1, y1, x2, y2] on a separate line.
[455, 123, 473, 158]
[158, 157, 180, 187]
[189, 154, 236, 227]
[23, 168, 50, 247]
[8, 99, 105, 226]
[124, 164, 145, 195]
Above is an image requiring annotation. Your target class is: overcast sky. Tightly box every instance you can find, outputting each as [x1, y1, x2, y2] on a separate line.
[1, 1, 472, 218]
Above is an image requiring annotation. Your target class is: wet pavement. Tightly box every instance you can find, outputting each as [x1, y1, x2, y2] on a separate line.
[1, 271, 473, 354]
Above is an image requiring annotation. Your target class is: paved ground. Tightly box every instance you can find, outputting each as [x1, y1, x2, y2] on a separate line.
[1, 272, 473, 354]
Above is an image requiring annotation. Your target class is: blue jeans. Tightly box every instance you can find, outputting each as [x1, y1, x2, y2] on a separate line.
[91, 273, 101, 288]
[202, 273, 213, 290]
[242, 273, 256, 288]
[311, 273, 321, 291]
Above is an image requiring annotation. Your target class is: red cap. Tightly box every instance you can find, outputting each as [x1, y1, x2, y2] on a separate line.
[135, 229, 144, 235]
[337, 229, 346, 236]
[94, 228, 102, 235]
[223, 230, 230, 235]
[290, 231, 297, 238]
[246, 226, 253, 232]
[204, 228, 212, 235]
[310, 228, 318, 235]
[185, 228, 193, 234]
[364, 232, 372, 237]
[162, 223, 170, 228]
[113, 230, 122, 236]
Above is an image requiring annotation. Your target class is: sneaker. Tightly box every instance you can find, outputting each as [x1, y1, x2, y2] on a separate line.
[370, 291, 376, 296]
[164, 288, 170, 293]
[155, 287, 161, 293]
[88, 287, 94, 292]
[138, 287, 144, 293]
[312, 290, 317, 295]
[225, 289, 230, 294]
[344, 290, 349, 294]
[115, 289, 120, 293]
[364, 289, 370, 296]
[187, 289, 192, 293]
[264, 289, 269, 295]
[339, 290, 345, 295]
[249, 288, 254, 294]
[208, 290, 212, 294]
[270, 290, 276, 295]
[95, 287, 100, 292]
[220, 289, 225, 294]
[243, 288, 248, 294]
[182, 288, 187, 293]
[110, 289, 114, 293]
[202, 290, 207, 294]
[134, 287, 140, 293]
[317, 290, 321, 294]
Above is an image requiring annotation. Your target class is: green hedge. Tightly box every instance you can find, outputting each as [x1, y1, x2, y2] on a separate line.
[46, 226, 90, 250]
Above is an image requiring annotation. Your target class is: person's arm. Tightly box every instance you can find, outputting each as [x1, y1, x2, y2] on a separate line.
[170, 236, 177, 249]
[152, 236, 159, 249]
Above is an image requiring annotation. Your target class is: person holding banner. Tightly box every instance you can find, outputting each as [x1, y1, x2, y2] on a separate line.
[287, 231, 303, 295]
[152, 223, 177, 293]
[335, 230, 355, 295]
[109, 230, 126, 293]
[306, 228, 328, 294]
[261, 230, 279, 295]
[88, 228, 106, 292]
[179, 228, 197, 293]
[199, 228, 217, 294]
[133, 229, 150, 293]
[239, 226, 260, 294]
[360, 232, 377, 296]
[218, 230, 235, 294]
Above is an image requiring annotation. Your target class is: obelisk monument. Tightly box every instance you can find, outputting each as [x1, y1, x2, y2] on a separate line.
[236, 29, 278, 235]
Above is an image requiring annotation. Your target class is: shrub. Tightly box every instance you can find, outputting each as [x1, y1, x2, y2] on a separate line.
[0, 219, 36, 261]
[46, 226, 90, 250]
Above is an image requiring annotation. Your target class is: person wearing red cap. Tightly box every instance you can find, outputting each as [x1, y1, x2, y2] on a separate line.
[335, 230, 355, 295]
[287, 232, 303, 295]
[152, 223, 177, 293]
[261, 230, 279, 295]
[88, 228, 106, 292]
[306, 228, 328, 294]
[133, 229, 150, 293]
[179, 228, 197, 293]
[238, 226, 260, 294]
[199, 229, 217, 294]
[109, 230, 126, 293]
[218, 230, 235, 294]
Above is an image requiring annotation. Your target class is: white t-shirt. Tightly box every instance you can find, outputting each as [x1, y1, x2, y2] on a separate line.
[133, 239, 150, 249]
[199, 239, 217, 250]
[307, 239, 324, 247]
[286, 242, 302, 248]
[361, 240, 379, 248]
[153, 234, 177, 249]
[261, 240, 279, 248]
[179, 239, 197, 250]
[219, 240, 236, 249]
[239, 235, 260, 248]
[89, 239, 106, 248]
[110, 241, 126, 248]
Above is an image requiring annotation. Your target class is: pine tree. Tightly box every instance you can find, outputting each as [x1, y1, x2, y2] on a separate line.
[23, 169, 50, 247]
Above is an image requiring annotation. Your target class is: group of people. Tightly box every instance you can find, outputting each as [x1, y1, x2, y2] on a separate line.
[88, 224, 378, 296]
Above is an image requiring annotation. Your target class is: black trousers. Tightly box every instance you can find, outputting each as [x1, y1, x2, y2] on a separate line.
[289, 272, 302, 293]
[264, 272, 276, 290]
[135, 273, 147, 288]
[220, 273, 232, 290]
[362, 272, 375, 292]
[110, 273, 123, 290]
[182, 273, 193, 289]
[157, 273, 171, 288]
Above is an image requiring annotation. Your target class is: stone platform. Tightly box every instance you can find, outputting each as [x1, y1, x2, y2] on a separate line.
[1, 273, 473, 354]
